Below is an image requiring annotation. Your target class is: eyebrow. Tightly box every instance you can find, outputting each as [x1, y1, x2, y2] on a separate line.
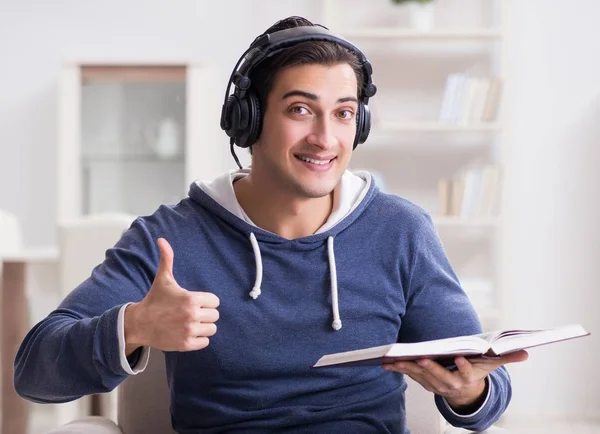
[281, 90, 358, 104]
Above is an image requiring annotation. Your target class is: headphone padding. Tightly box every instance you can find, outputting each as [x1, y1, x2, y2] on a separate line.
[242, 92, 262, 148]
[357, 104, 371, 146]
[223, 95, 247, 139]
[354, 102, 371, 149]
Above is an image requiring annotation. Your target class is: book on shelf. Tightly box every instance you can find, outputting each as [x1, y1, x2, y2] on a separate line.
[313, 324, 590, 368]
[437, 164, 501, 218]
[439, 73, 503, 124]
[437, 179, 451, 216]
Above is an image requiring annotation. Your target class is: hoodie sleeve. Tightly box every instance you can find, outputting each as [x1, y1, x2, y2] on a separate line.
[14, 217, 159, 404]
[397, 212, 512, 432]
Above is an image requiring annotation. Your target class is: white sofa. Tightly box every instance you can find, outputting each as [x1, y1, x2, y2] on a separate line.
[0, 209, 23, 256]
[53, 213, 137, 425]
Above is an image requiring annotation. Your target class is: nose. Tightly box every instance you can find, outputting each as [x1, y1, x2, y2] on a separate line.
[306, 116, 339, 150]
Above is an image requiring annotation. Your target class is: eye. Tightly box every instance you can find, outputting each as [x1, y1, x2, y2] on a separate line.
[337, 109, 354, 120]
[289, 106, 309, 116]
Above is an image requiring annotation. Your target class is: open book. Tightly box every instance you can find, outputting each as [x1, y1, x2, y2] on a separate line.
[313, 324, 589, 368]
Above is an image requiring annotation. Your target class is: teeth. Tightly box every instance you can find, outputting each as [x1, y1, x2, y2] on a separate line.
[297, 156, 332, 165]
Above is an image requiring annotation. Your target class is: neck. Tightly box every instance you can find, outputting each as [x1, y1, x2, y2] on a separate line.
[233, 173, 333, 240]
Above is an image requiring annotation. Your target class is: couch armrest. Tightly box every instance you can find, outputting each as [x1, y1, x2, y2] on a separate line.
[46, 416, 123, 434]
[445, 425, 509, 433]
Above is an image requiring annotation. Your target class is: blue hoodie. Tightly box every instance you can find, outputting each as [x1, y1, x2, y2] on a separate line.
[14, 171, 511, 433]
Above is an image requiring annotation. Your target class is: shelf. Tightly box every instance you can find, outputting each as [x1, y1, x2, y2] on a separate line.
[376, 122, 501, 133]
[338, 28, 503, 40]
[433, 216, 500, 228]
[323, 2, 507, 335]
[81, 65, 186, 83]
[362, 122, 502, 151]
[82, 154, 185, 163]
[3, 246, 59, 263]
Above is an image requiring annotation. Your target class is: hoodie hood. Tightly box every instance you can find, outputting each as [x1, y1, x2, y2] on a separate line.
[187, 170, 378, 330]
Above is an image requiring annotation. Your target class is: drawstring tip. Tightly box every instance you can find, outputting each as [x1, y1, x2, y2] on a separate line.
[332, 319, 342, 331]
[249, 287, 261, 299]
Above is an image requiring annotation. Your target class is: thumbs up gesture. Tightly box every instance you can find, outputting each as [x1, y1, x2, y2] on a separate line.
[124, 238, 220, 353]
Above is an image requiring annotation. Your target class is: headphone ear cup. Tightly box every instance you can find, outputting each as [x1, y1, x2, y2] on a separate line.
[354, 102, 371, 149]
[239, 92, 262, 149]
[222, 95, 249, 141]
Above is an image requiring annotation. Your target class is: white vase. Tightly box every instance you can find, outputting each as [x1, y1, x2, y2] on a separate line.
[406, 2, 435, 32]
[147, 117, 181, 159]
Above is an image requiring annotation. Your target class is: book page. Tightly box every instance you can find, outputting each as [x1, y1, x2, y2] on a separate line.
[475, 330, 505, 343]
[313, 344, 395, 367]
[490, 324, 589, 356]
[388, 335, 489, 358]
[313, 335, 490, 368]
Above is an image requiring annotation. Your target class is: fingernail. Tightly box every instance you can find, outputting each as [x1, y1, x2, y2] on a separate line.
[417, 359, 428, 368]
[396, 362, 406, 370]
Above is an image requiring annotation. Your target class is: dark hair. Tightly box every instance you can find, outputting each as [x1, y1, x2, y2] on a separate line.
[249, 16, 365, 112]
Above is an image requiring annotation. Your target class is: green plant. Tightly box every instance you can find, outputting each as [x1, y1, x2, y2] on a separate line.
[391, 0, 433, 4]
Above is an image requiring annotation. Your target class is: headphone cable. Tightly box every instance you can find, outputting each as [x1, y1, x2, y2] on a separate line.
[230, 138, 243, 169]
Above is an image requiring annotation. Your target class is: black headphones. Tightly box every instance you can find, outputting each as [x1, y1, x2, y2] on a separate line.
[220, 24, 377, 152]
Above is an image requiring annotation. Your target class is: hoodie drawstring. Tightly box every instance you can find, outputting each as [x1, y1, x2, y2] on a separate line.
[247, 233, 342, 331]
[327, 236, 342, 330]
[248, 233, 262, 299]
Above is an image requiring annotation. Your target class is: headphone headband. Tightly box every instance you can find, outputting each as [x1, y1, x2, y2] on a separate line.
[230, 26, 376, 104]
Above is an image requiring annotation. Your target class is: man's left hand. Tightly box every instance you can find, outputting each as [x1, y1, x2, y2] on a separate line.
[382, 350, 528, 411]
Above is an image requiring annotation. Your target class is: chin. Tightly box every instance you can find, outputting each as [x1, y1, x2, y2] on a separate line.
[292, 179, 339, 199]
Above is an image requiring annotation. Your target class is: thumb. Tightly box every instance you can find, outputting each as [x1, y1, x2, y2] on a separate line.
[156, 237, 176, 286]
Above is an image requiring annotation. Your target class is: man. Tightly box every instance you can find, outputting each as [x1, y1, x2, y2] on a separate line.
[15, 16, 526, 433]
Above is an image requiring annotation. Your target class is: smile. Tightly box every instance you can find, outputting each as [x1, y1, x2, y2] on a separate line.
[295, 155, 335, 165]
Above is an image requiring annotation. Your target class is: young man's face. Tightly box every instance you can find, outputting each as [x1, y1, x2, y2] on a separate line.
[252, 62, 359, 199]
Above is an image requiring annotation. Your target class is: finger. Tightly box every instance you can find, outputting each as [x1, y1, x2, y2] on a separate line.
[454, 357, 477, 378]
[395, 359, 451, 380]
[387, 360, 426, 377]
[469, 350, 529, 371]
[188, 322, 217, 338]
[181, 336, 210, 352]
[196, 308, 219, 323]
[156, 238, 176, 284]
[499, 350, 529, 364]
[384, 361, 441, 394]
[418, 359, 461, 380]
[192, 292, 220, 309]
[406, 373, 438, 394]
[416, 359, 462, 393]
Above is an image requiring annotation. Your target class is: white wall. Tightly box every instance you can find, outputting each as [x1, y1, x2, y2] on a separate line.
[1, 0, 599, 423]
[501, 0, 600, 421]
[0, 0, 321, 246]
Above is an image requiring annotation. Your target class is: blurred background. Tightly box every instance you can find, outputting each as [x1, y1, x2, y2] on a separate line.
[0, 0, 598, 432]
